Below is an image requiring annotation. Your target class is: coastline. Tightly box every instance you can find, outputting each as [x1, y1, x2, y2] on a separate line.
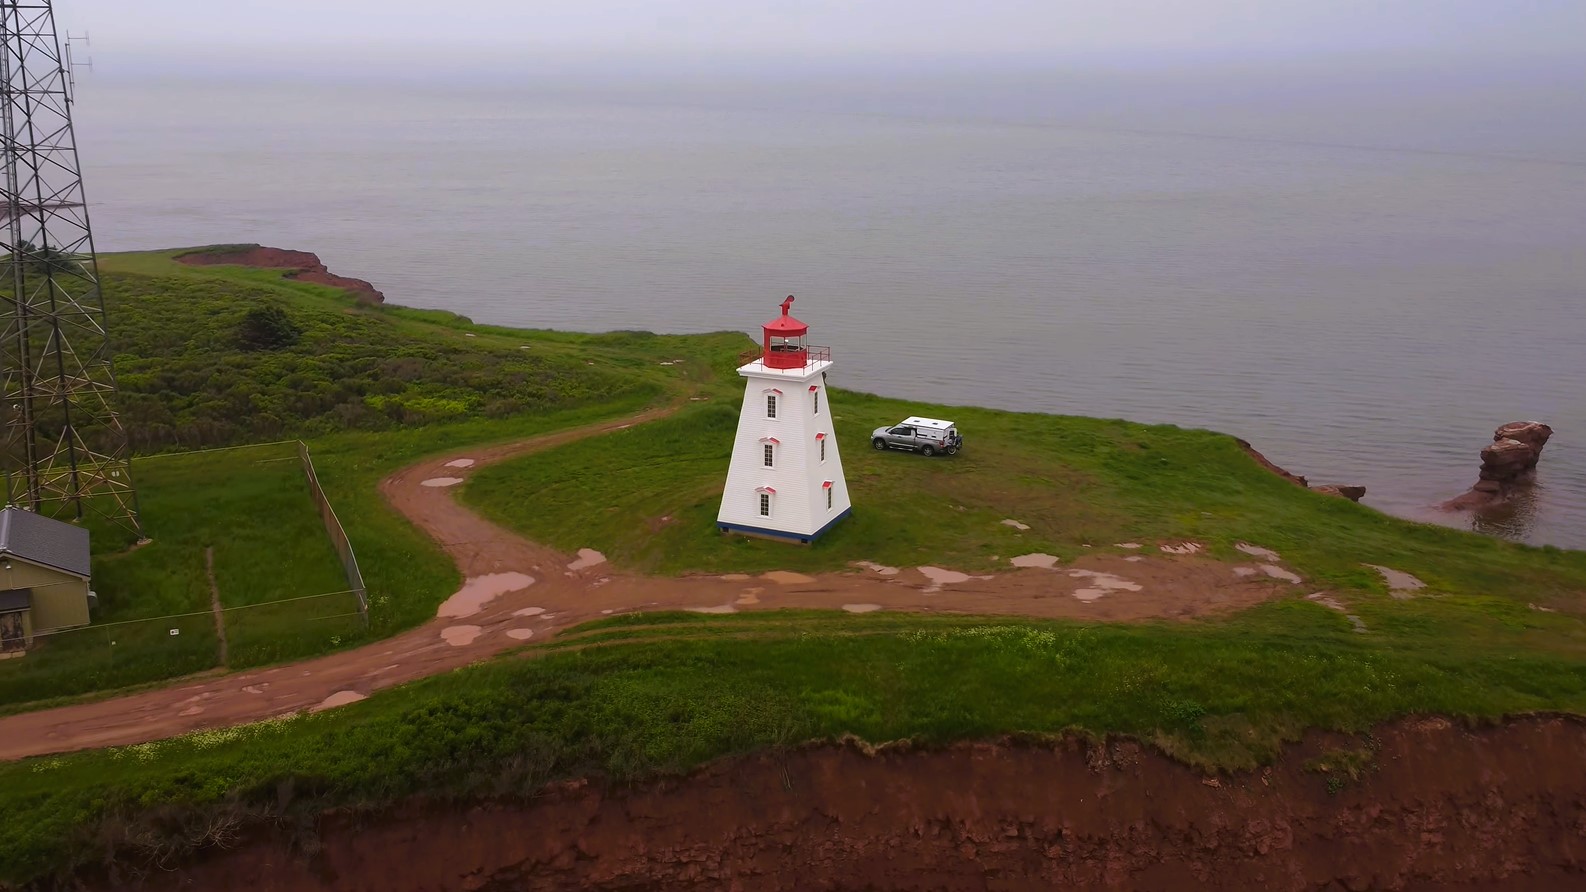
[155, 246, 1575, 542]
[3, 245, 1584, 889]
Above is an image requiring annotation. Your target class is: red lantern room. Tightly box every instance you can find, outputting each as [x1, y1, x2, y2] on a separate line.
[740, 295, 832, 369]
[755, 295, 835, 369]
[762, 296, 808, 369]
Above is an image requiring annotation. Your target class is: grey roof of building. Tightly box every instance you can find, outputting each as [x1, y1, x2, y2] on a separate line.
[0, 508, 90, 578]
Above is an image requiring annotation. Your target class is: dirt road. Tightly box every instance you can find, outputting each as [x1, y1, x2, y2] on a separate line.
[0, 404, 1289, 762]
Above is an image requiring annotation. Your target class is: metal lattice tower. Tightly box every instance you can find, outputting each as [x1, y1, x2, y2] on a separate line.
[0, 1, 140, 537]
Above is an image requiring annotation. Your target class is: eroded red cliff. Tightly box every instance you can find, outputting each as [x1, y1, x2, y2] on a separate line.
[87, 715, 1586, 891]
[176, 245, 385, 304]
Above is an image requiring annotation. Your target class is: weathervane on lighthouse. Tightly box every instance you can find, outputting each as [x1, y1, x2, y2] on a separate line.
[717, 296, 852, 543]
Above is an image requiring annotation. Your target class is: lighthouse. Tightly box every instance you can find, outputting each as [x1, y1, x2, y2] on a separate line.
[717, 296, 852, 543]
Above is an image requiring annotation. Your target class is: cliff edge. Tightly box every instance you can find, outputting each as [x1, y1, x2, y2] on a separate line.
[176, 245, 386, 305]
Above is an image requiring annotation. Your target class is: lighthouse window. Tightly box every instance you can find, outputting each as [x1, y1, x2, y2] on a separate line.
[813, 391, 820, 414]
[759, 493, 771, 517]
[764, 444, 775, 467]
[819, 438, 826, 462]
[827, 487, 833, 510]
[766, 395, 777, 418]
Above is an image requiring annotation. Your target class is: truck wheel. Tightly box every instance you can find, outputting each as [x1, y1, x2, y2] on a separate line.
[921, 445, 936, 457]
[945, 445, 959, 456]
[873, 438, 887, 450]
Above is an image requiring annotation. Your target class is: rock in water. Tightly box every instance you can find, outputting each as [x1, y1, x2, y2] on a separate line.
[1442, 421, 1553, 511]
[1493, 421, 1553, 464]
[1311, 484, 1367, 502]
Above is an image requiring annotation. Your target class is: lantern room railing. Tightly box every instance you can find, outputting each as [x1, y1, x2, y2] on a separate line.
[739, 345, 831, 368]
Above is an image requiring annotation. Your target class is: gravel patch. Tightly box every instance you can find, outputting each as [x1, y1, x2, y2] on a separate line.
[1258, 564, 1303, 584]
[567, 549, 608, 571]
[311, 690, 367, 713]
[1067, 570, 1143, 602]
[1366, 564, 1427, 598]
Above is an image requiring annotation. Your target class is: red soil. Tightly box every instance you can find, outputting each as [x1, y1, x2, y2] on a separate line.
[94, 714, 1586, 891]
[176, 245, 385, 304]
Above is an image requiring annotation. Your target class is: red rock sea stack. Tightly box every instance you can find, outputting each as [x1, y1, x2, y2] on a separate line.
[1442, 421, 1553, 511]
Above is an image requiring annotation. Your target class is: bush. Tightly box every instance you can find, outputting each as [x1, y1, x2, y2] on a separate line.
[102, 271, 645, 451]
[235, 304, 301, 351]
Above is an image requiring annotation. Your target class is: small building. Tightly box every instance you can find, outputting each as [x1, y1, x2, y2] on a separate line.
[717, 296, 853, 543]
[0, 507, 93, 656]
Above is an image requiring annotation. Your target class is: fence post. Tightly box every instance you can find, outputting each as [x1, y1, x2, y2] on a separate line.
[296, 442, 369, 628]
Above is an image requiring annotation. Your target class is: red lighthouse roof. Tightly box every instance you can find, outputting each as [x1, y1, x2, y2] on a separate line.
[744, 294, 829, 370]
[763, 295, 807, 335]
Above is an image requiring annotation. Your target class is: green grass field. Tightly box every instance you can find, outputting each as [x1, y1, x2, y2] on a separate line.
[462, 395, 1586, 606]
[2, 248, 1585, 888]
[134, 444, 348, 611]
[0, 443, 351, 710]
[5, 604, 1586, 887]
[0, 251, 741, 711]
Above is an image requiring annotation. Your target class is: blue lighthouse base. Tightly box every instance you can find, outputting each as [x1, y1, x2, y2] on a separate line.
[717, 508, 852, 545]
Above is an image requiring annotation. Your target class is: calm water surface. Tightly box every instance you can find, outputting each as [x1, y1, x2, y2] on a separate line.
[73, 71, 1586, 548]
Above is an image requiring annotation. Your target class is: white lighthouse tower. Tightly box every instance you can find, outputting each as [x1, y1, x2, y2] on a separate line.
[717, 296, 852, 543]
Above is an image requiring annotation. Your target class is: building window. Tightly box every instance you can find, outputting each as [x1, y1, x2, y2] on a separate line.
[766, 395, 777, 418]
[764, 443, 774, 467]
[813, 390, 820, 414]
[827, 487, 833, 510]
[759, 493, 771, 517]
[819, 438, 826, 462]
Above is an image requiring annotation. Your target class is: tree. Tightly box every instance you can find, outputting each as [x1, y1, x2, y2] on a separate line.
[1, 239, 85, 277]
[235, 305, 301, 351]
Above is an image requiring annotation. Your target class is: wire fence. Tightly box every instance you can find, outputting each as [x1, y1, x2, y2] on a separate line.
[0, 610, 218, 705]
[0, 590, 366, 705]
[134, 439, 368, 625]
[295, 442, 368, 626]
[221, 588, 367, 666]
[0, 439, 371, 708]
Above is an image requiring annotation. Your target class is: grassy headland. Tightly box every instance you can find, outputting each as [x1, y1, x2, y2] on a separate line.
[462, 395, 1586, 605]
[1, 248, 1583, 887]
[101, 249, 656, 451]
[0, 251, 740, 710]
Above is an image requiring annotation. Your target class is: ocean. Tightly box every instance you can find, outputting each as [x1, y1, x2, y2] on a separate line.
[72, 60, 1586, 548]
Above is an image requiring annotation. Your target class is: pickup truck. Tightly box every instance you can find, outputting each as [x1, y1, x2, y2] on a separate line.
[871, 416, 963, 457]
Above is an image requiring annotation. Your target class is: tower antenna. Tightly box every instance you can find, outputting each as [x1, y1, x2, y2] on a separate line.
[1, 2, 142, 537]
[64, 30, 92, 93]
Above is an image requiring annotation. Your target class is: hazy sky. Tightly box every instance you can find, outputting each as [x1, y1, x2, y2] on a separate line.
[55, 0, 1586, 59]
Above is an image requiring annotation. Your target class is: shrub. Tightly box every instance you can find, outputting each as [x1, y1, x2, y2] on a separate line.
[235, 304, 301, 351]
